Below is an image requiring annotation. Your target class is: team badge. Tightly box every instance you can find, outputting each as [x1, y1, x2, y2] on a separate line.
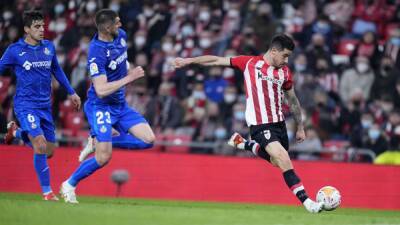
[90, 62, 99, 75]
[44, 47, 50, 55]
[100, 125, 107, 133]
[120, 38, 126, 47]
[31, 123, 37, 129]
[263, 130, 271, 140]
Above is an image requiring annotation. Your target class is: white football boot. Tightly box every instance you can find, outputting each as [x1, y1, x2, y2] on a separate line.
[78, 136, 95, 162]
[303, 198, 323, 213]
[60, 181, 79, 204]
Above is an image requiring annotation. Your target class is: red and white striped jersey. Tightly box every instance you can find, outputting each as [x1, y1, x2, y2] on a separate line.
[230, 55, 293, 126]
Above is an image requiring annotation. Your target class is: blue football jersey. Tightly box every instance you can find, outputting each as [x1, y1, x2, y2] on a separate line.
[0, 38, 74, 109]
[86, 28, 129, 105]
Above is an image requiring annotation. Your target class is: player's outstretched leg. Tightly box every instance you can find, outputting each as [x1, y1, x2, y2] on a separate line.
[266, 142, 323, 213]
[61, 142, 109, 203]
[78, 136, 95, 162]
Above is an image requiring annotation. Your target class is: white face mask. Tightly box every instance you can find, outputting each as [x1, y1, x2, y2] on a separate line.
[356, 63, 369, 73]
[199, 11, 210, 22]
[199, 38, 211, 48]
[54, 3, 65, 15]
[3, 11, 13, 21]
[184, 39, 194, 48]
[177, 7, 187, 16]
[224, 94, 236, 103]
[144, 8, 154, 17]
[234, 111, 245, 121]
[86, 1, 97, 13]
[162, 42, 173, 52]
[110, 3, 120, 12]
[181, 25, 194, 37]
[135, 36, 146, 47]
[223, 68, 234, 78]
[54, 21, 67, 33]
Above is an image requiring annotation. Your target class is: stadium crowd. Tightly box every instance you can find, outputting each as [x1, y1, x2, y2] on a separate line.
[0, 0, 399, 163]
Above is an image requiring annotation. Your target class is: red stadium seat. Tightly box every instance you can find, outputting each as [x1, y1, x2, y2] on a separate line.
[64, 112, 85, 136]
[321, 140, 350, 161]
[337, 39, 359, 56]
[384, 23, 400, 40]
[164, 134, 192, 153]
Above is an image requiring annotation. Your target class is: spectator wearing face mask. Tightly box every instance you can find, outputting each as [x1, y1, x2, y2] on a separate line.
[304, 33, 333, 71]
[370, 56, 399, 101]
[204, 67, 228, 103]
[339, 56, 375, 103]
[350, 111, 375, 148]
[350, 31, 382, 70]
[361, 123, 389, 162]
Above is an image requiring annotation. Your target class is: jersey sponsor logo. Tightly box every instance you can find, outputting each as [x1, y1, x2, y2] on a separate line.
[19, 52, 26, 56]
[100, 125, 107, 133]
[44, 47, 51, 55]
[23, 60, 52, 70]
[257, 71, 283, 85]
[23, 61, 32, 70]
[120, 38, 126, 47]
[263, 130, 271, 140]
[90, 62, 99, 75]
[108, 51, 127, 70]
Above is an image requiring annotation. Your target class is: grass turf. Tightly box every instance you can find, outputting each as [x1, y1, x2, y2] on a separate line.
[0, 192, 399, 225]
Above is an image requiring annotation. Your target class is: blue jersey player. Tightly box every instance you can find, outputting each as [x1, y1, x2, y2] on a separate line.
[60, 9, 155, 203]
[0, 11, 81, 201]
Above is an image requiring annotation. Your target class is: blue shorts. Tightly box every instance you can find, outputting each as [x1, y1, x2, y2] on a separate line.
[14, 107, 56, 143]
[84, 101, 148, 142]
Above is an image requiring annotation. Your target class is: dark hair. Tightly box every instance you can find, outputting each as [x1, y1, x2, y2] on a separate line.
[95, 9, 118, 30]
[269, 34, 295, 51]
[23, 10, 44, 27]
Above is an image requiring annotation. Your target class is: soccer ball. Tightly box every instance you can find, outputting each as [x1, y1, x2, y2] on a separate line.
[316, 186, 341, 211]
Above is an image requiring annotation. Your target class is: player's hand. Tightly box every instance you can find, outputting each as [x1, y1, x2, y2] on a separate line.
[127, 66, 145, 82]
[171, 57, 191, 69]
[68, 93, 81, 110]
[295, 127, 306, 143]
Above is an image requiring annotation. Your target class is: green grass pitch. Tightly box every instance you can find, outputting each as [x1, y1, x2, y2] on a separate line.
[0, 192, 399, 225]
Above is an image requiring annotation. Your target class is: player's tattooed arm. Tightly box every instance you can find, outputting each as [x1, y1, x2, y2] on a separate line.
[285, 88, 303, 129]
[285, 88, 306, 142]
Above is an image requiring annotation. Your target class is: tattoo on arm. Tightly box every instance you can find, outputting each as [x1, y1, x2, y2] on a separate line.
[285, 89, 303, 128]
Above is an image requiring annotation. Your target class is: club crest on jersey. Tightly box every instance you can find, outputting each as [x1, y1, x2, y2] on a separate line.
[100, 125, 107, 133]
[31, 123, 37, 129]
[23, 61, 32, 70]
[89, 63, 98, 75]
[120, 38, 126, 47]
[263, 130, 271, 140]
[44, 47, 50, 55]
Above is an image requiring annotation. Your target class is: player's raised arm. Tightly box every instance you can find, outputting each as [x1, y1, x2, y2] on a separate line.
[172, 55, 231, 68]
[92, 66, 144, 98]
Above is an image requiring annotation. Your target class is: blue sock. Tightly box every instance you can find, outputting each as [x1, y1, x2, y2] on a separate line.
[33, 154, 51, 194]
[68, 157, 101, 187]
[112, 134, 153, 150]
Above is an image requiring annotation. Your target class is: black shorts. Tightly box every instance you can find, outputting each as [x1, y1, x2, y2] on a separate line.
[249, 121, 289, 151]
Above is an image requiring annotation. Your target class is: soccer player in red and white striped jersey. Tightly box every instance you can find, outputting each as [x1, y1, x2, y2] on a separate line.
[172, 34, 323, 213]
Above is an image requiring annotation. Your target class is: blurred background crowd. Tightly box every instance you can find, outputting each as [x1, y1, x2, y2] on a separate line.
[0, 0, 400, 164]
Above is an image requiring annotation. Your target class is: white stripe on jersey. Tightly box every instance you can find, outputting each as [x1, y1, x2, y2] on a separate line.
[277, 68, 285, 121]
[244, 59, 256, 127]
[266, 66, 278, 123]
[255, 61, 268, 124]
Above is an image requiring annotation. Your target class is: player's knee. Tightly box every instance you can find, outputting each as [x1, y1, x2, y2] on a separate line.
[96, 152, 112, 166]
[143, 133, 155, 144]
[47, 152, 54, 159]
[275, 151, 292, 170]
[33, 137, 47, 153]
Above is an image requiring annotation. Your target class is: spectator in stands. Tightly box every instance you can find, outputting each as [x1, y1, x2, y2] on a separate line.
[361, 123, 389, 162]
[394, 79, 400, 109]
[339, 56, 374, 103]
[370, 56, 398, 101]
[304, 33, 332, 71]
[292, 126, 322, 161]
[204, 67, 228, 104]
[350, 31, 382, 69]
[145, 82, 183, 134]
